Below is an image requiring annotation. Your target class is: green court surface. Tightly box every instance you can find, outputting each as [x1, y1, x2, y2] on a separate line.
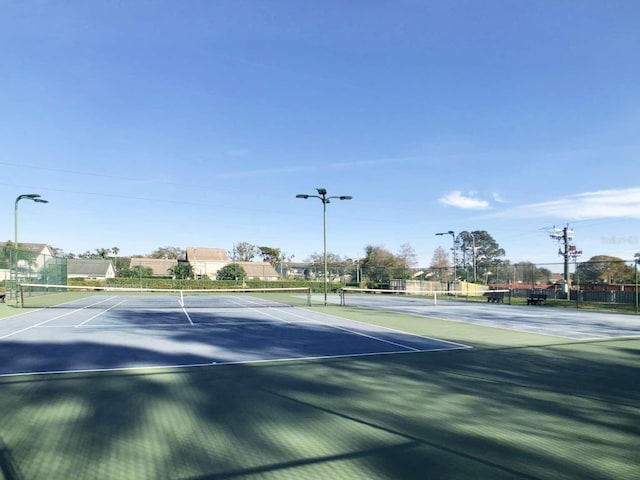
[0, 303, 638, 479]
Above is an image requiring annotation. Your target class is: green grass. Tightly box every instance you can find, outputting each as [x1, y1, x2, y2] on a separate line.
[0, 305, 638, 479]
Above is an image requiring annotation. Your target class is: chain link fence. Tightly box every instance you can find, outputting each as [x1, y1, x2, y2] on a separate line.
[1, 245, 67, 301]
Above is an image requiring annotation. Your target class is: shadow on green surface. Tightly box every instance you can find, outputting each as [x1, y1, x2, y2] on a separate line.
[0, 328, 638, 479]
[0, 436, 23, 480]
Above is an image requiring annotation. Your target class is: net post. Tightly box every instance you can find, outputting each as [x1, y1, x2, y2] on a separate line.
[339, 288, 345, 306]
[434, 290, 437, 305]
[307, 287, 311, 306]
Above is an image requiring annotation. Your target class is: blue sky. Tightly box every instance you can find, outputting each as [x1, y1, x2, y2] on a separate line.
[1, 1, 639, 270]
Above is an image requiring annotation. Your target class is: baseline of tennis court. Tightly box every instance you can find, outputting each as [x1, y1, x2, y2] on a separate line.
[0, 295, 469, 376]
[334, 293, 640, 340]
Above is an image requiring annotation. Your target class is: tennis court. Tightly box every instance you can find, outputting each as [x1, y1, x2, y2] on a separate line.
[337, 290, 640, 340]
[0, 287, 467, 376]
[0, 288, 638, 479]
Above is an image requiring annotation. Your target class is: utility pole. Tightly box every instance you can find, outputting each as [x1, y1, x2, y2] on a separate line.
[550, 226, 581, 297]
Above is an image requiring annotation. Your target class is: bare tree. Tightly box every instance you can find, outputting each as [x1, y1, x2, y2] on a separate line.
[232, 242, 259, 261]
[150, 246, 185, 260]
[430, 246, 451, 281]
[397, 243, 418, 270]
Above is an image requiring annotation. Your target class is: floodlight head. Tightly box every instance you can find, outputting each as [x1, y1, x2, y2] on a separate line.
[17, 194, 41, 201]
[316, 188, 327, 195]
[339, 196, 353, 200]
[296, 194, 309, 199]
[34, 199, 48, 204]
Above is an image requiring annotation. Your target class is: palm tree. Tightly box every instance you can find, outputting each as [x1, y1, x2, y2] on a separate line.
[112, 246, 120, 273]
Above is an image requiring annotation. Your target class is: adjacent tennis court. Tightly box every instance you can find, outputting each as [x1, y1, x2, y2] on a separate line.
[0, 287, 638, 479]
[337, 289, 640, 340]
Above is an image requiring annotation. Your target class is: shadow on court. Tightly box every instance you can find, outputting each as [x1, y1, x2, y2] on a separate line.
[0, 326, 638, 479]
[0, 308, 463, 375]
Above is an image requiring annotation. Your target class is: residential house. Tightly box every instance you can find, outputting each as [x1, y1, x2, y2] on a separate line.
[236, 261, 280, 281]
[67, 259, 116, 281]
[186, 247, 229, 279]
[0, 242, 56, 280]
[129, 258, 178, 277]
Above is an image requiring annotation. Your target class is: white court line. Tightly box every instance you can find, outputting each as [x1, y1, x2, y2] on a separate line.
[374, 300, 640, 340]
[192, 294, 470, 351]
[132, 294, 446, 352]
[279, 306, 472, 350]
[225, 296, 291, 324]
[181, 303, 195, 325]
[348, 300, 589, 340]
[75, 300, 128, 327]
[178, 295, 288, 325]
[177, 294, 290, 325]
[0, 347, 460, 378]
[41, 323, 200, 328]
[257, 306, 434, 352]
[0, 296, 120, 340]
[119, 296, 195, 326]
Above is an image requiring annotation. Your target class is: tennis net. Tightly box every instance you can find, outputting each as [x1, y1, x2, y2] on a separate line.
[339, 287, 511, 307]
[18, 283, 313, 309]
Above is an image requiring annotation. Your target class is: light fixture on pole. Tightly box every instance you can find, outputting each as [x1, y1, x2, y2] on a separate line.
[14, 194, 49, 299]
[435, 230, 456, 289]
[296, 188, 352, 305]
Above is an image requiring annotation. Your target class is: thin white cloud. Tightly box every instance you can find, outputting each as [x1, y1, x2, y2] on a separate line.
[498, 188, 640, 220]
[492, 192, 507, 203]
[439, 190, 490, 209]
[216, 155, 421, 179]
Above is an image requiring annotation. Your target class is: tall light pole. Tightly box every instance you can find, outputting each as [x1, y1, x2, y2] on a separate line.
[14, 194, 48, 297]
[296, 188, 352, 305]
[436, 230, 456, 290]
[470, 232, 478, 283]
[634, 254, 639, 314]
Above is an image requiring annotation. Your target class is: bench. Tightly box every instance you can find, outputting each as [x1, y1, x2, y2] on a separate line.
[485, 291, 505, 303]
[527, 293, 547, 305]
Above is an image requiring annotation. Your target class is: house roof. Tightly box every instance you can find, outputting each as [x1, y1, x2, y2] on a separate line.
[237, 262, 279, 278]
[0, 242, 52, 254]
[186, 247, 229, 262]
[129, 258, 177, 276]
[68, 259, 113, 276]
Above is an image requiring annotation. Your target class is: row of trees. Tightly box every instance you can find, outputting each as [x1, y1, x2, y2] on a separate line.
[47, 233, 639, 286]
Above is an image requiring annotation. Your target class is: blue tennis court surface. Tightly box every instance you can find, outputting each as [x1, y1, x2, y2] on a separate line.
[335, 294, 640, 340]
[0, 297, 468, 376]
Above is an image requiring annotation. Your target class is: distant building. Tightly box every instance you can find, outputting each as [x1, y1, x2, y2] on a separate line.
[129, 258, 178, 277]
[0, 242, 57, 281]
[68, 259, 116, 281]
[236, 261, 280, 281]
[103, 247, 281, 281]
[186, 247, 229, 279]
[549, 273, 564, 285]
